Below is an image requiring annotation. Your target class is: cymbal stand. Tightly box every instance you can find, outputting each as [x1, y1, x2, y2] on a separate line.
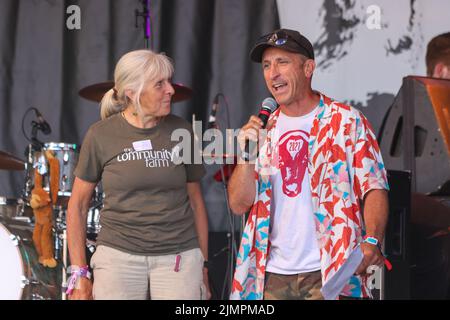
[60, 228, 68, 300]
[22, 144, 34, 202]
[208, 93, 240, 299]
[19, 121, 44, 216]
[135, 0, 152, 49]
[218, 164, 238, 300]
[52, 204, 68, 300]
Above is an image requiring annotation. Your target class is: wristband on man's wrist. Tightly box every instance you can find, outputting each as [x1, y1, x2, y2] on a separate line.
[203, 260, 210, 269]
[362, 235, 382, 251]
[362, 236, 393, 271]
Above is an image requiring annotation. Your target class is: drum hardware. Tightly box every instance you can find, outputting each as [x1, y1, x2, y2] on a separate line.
[0, 150, 26, 171]
[61, 229, 68, 301]
[135, 0, 152, 49]
[79, 81, 193, 104]
[0, 107, 104, 300]
[77, 1, 193, 105]
[203, 94, 242, 300]
[21, 278, 40, 287]
[77, 0, 193, 105]
[216, 162, 238, 300]
[54, 205, 68, 231]
[20, 107, 52, 206]
[14, 200, 33, 223]
[63, 151, 69, 163]
[9, 233, 19, 245]
[0, 197, 33, 222]
[31, 293, 49, 300]
[31, 142, 80, 202]
[86, 239, 97, 253]
[62, 175, 67, 192]
[0, 218, 62, 300]
[52, 201, 102, 300]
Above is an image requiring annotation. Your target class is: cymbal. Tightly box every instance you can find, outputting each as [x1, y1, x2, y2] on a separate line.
[0, 150, 25, 171]
[79, 81, 193, 103]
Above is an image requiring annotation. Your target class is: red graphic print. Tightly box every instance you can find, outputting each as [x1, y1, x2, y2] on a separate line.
[277, 130, 309, 197]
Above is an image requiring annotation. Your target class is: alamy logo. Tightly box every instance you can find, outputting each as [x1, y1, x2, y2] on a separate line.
[170, 123, 268, 166]
[66, 5, 81, 30]
[366, 265, 382, 290]
[366, 5, 382, 30]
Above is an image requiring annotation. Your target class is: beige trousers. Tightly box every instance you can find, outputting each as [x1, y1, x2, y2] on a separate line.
[91, 245, 205, 300]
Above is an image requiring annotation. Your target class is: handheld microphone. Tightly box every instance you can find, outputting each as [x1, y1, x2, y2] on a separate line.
[33, 108, 52, 135]
[207, 94, 220, 129]
[243, 97, 278, 161]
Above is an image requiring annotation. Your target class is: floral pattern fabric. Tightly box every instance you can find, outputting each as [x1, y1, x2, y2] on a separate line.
[230, 94, 389, 300]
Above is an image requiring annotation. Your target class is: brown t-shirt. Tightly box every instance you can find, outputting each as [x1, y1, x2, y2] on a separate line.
[74, 113, 205, 255]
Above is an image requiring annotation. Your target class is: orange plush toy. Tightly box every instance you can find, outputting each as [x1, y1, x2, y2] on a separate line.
[31, 150, 59, 268]
[44, 150, 60, 205]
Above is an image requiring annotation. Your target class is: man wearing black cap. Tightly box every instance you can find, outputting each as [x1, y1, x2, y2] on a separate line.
[228, 29, 390, 300]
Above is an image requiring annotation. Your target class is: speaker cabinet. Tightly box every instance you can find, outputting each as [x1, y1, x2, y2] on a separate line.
[379, 76, 450, 194]
[383, 170, 412, 299]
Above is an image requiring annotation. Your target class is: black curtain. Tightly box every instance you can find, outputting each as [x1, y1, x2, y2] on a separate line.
[0, 0, 279, 231]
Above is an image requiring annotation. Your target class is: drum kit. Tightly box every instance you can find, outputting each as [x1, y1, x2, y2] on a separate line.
[0, 81, 194, 300]
[0, 142, 91, 300]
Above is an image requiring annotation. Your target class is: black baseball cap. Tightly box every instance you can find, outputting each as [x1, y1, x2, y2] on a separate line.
[250, 29, 315, 62]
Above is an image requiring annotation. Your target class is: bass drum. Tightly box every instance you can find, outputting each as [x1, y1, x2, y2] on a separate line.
[0, 217, 61, 300]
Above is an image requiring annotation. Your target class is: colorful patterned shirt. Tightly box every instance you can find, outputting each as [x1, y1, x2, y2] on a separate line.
[230, 94, 389, 300]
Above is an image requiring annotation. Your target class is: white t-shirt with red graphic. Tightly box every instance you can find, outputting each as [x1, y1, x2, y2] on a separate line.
[266, 107, 321, 275]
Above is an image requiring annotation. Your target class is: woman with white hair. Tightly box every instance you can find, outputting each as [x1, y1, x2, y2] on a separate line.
[66, 49, 210, 300]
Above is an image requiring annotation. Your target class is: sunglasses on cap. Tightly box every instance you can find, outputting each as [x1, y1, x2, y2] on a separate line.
[258, 31, 298, 46]
[256, 30, 314, 59]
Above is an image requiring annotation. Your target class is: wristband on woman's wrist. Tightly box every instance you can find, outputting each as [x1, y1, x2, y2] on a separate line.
[203, 260, 210, 269]
[66, 265, 91, 295]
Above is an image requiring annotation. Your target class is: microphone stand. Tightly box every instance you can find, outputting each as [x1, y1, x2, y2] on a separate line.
[21, 121, 44, 210]
[209, 94, 239, 300]
[218, 164, 238, 300]
[30, 121, 45, 151]
[135, 0, 152, 49]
